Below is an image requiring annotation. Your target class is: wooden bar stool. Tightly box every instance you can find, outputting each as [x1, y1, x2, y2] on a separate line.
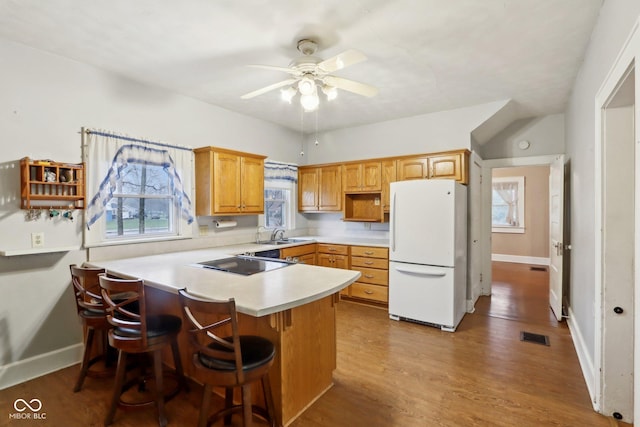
[179, 289, 276, 427]
[99, 275, 187, 427]
[69, 264, 114, 392]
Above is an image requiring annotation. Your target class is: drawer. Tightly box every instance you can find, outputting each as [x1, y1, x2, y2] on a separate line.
[350, 246, 388, 259]
[350, 282, 388, 303]
[351, 256, 388, 270]
[280, 243, 316, 259]
[317, 243, 349, 255]
[350, 267, 388, 286]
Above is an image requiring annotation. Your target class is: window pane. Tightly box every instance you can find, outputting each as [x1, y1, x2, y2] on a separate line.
[105, 197, 173, 237]
[265, 188, 289, 228]
[117, 163, 170, 195]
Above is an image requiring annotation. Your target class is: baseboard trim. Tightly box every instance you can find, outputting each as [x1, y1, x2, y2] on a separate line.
[566, 306, 598, 411]
[491, 254, 550, 266]
[0, 344, 82, 390]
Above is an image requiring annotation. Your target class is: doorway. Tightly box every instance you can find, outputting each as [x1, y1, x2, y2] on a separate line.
[595, 62, 635, 422]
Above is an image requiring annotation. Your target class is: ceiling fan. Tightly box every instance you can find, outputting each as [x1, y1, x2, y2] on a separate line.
[240, 39, 378, 112]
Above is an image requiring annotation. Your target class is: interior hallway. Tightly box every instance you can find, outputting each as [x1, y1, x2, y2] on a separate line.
[0, 262, 626, 426]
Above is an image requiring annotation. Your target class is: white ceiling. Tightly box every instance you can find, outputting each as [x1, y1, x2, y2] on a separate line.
[0, 0, 602, 133]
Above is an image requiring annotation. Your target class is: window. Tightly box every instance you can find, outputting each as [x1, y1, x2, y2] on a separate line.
[264, 188, 289, 228]
[105, 163, 175, 238]
[262, 160, 298, 231]
[84, 130, 194, 247]
[492, 176, 525, 233]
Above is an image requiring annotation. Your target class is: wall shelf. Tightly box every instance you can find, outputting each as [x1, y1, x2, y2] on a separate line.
[0, 246, 81, 257]
[343, 192, 384, 222]
[20, 157, 86, 210]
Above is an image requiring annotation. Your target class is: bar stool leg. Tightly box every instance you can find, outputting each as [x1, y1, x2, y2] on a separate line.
[105, 350, 128, 426]
[74, 327, 95, 392]
[152, 350, 167, 427]
[262, 374, 276, 427]
[199, 383, 212, 427]
[241, 384, 252, 427]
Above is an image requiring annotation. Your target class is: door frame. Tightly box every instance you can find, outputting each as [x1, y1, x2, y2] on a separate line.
[480, 154, 560, 296]
[594, 17, 640, 423]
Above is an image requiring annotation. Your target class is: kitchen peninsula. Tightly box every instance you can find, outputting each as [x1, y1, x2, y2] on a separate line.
[87, 246, 360, 427]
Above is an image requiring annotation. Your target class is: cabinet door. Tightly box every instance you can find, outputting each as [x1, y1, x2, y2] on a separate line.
[427, 152, 463, 181]
[297, 253, 316, 265]
[317, 253, 334, 268]
[381, 160, 396, 212]
[397, 157, 428, 180]
[318, 165, 342, 211]
[213, 151, 241, 213]
[361, 161, 382, 191]
[333, 254, 349, 269]
[240, 156, 264, 213]
[298, 168, 319, 211]
[342, 163, 362, 192]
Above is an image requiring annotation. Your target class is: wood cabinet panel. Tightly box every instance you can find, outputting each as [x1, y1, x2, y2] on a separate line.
[280, 243, 317, 265]
[343, 162, 381, 192]
[351, 256, 388, 269]
[351, 267, 388, 286]
[194, 146, 265, 216]
[297, 165, 342, 212]
[397, 157, 428, 180]
[317, 244, 349, 255]
[350, 282, 388, 303]
[381, 160, 396, 213]
[350, 246, 388, 258]
[427, 150, 469, 184]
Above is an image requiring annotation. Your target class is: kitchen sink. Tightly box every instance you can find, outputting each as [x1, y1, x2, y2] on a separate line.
[256, 238, 311, 245]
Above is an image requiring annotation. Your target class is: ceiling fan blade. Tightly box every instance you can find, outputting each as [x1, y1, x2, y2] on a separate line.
[317, 49, 367, 73]
[248, 64, 301, 76]
[241, 79, 297, 99]
[323, 75, 378, 97]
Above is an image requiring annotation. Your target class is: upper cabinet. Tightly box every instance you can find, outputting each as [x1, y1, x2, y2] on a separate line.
[381, 160, 397, 213]
[427, 150, 469, 184]
[298, 165, 342, 212]
[396, 156, 428, 181]
[194, 146, 266, 216]
[396, 150, 469, 184]
[343, 161, 382, 192]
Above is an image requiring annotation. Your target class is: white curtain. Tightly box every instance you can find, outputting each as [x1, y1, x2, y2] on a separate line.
[83, 129, 194, 246]
[264, 160, 298, 183]
[493, 181, 519, 226]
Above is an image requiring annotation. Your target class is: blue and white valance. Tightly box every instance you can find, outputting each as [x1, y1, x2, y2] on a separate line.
[264, 160, 298, 183]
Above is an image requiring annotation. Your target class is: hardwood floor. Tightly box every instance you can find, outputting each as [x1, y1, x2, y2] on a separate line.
[0, 262, 628, 426]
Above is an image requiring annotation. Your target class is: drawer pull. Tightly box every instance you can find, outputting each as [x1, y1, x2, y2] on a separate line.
[364, 251, 374, 255]
[364, 261, 374, 265]
[364, 274, 375, 279]
[329, 248, 337, 252]
[364, 290, 374, 295]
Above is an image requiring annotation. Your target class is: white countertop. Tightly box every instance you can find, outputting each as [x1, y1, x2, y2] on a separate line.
[88, 246, 361, 317]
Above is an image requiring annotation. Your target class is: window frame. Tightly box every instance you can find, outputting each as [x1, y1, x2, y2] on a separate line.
[261, 180, 296, 232]
[491, 176, 525, 234]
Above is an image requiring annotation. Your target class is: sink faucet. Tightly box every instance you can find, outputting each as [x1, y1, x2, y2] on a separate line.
[271, 228, 285, 241]
[255, 225, 267, 244]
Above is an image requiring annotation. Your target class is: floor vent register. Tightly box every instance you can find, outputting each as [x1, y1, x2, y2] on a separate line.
[520, 331, 550, 346]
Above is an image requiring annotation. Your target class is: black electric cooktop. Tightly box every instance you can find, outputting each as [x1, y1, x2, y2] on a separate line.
[196, 256, 291, 276]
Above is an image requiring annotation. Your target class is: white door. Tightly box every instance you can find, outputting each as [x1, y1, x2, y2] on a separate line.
[549, 154, 564, 321]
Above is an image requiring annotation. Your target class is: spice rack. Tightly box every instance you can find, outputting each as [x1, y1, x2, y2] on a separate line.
[20, 157, 86, 210]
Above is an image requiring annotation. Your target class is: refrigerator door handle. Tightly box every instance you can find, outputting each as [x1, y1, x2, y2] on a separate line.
[394, 265, 447, 277]
[391, 192, 396, 252]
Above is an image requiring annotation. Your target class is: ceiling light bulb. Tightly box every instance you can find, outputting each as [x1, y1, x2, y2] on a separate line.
[322, 85, 338, 101]
[300, 93, 319, 112]
[298, 76, 316, 96]
[281, 87, 296, 103]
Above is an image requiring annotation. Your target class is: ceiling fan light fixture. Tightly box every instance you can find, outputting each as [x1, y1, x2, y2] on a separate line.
[322, 85, 338, 101]
[281, 87, 296, 103]
[300, 92, 319, 112]
[298, 76, 316, 96]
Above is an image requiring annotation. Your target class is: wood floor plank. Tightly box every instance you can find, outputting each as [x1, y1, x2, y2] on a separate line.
[0, 262, 629, 426]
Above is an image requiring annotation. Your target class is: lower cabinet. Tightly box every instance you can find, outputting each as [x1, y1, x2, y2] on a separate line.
[343, 245, 389, 306]
[316, 244, 349, 270]
[280, 243, 317, 265]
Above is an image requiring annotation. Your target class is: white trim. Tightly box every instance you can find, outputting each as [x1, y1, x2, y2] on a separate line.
[567, 305, 598, 410]
[0, 344, 82, 390]
[593, 16, 640, 421]
[491, 254, 550, 266]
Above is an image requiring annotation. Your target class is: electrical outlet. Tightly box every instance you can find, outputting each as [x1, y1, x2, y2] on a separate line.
[31, 232, 44, 248]
[198, 225, 208, 236]
[363, 223, 372, 230]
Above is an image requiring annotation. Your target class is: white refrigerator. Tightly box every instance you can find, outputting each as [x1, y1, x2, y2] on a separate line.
[388, 179, 467, 332]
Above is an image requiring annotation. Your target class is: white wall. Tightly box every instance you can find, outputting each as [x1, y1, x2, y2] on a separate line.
[0, 39, 301, 388]
[564, 0, 640, 400]
[480, 113, 565, 159]
[303, 100, 508, 164]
